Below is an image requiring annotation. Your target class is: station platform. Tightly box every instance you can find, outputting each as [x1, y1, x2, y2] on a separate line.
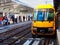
[0, 21, 31, 33]
[57, 30, 60, 45]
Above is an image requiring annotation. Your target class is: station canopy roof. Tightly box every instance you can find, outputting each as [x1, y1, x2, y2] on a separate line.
[0, 0, 33, 13]
[0, 0, 53, 13]
[12, 0, 54, 8]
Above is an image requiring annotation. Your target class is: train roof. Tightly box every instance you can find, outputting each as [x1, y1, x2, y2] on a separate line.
[35, 4, 54, 10]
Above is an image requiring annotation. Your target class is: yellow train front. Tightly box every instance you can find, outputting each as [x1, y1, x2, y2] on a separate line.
[31, 4, 56, 37]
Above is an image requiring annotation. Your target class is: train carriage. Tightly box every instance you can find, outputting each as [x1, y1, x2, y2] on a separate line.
[31, 4, 56, 37]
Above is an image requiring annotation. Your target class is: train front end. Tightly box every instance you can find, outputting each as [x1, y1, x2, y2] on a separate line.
[31, 4, 56, 37]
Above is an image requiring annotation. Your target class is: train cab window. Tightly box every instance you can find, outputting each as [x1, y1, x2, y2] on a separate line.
[33, 9, 54, 21]
[48, 9, 54, 21]
[33, 11, 38, 20]
[33, 10, 47, 21]
[37, 11, 44, 21]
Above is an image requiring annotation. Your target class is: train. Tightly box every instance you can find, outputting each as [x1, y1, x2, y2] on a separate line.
[31, 4, 56, 37]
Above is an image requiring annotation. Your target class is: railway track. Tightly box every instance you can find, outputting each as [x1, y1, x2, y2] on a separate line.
[0, 24, 31, 42]
[2, 29, 31, 45]
[12, 32, 57, 45]
[0, 29, 57, 45]
[0, 22, 57, 45]
[12, 38, 57, 45]
[0, 22, 31, 45]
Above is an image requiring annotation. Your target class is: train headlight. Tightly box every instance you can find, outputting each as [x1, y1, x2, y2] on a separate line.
[48, 28, 53, 33]
[48, 28, 53, 31]
[33, 28, 37, 30]
[33, 28, 37, 33]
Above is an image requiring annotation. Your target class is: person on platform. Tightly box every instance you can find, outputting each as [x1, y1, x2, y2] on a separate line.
[3, 16, 8, 26]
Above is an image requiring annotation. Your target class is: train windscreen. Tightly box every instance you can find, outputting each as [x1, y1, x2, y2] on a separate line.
[33, 9, 54, 21]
